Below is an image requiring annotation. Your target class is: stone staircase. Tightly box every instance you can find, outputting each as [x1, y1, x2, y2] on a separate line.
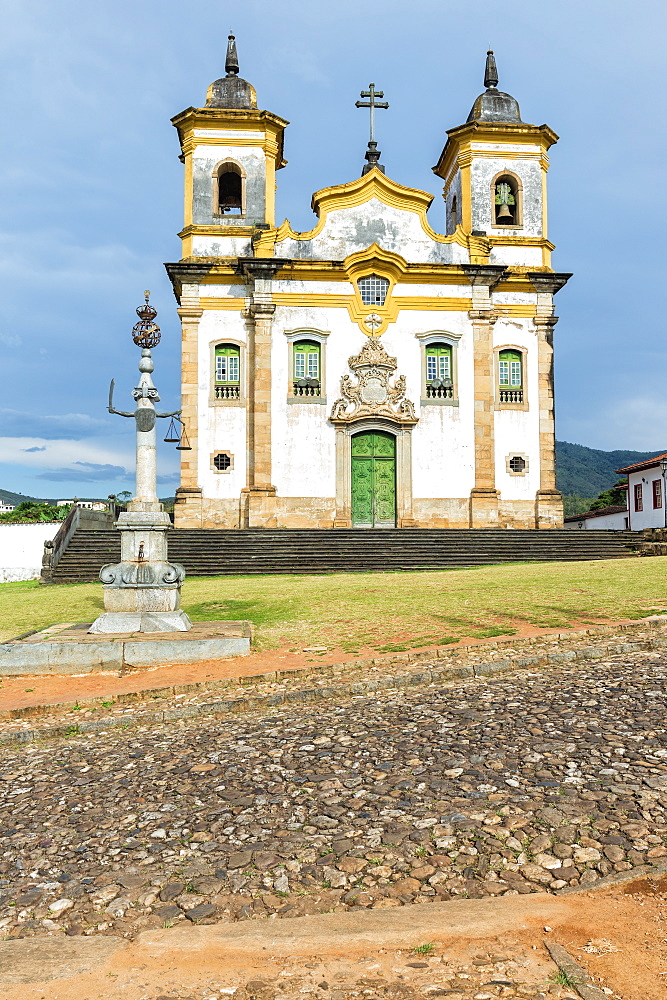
[49, 528, 642, 583]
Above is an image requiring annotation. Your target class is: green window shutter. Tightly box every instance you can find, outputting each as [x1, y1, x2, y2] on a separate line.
[293, 341, 320, 380]
[425, 344, 452, 381]
[215, 345, 240, 383]
[499, 349, 522, 387]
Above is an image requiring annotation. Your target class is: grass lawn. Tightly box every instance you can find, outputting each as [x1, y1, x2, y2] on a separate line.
[1, 557, 666, 652]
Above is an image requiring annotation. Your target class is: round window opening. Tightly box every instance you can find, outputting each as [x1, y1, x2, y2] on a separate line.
[509, 455, 526, 473]
[213, 453, 231, 471]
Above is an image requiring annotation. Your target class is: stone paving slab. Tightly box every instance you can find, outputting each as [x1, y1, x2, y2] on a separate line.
[0, 934, 125, 982]
[0, 621, 251, 676]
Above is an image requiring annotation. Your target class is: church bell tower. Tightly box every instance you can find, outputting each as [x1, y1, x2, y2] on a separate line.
[171, 33, 288, 260]
[433, 51, 557, 269]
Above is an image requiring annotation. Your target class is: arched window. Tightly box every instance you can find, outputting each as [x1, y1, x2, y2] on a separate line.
[493, 174, 520, 227]
[449, 194, 458, 227]
[292, 340, 321, 397]
[358, 274, 389, 306]
[216, 163, 243, 215]
[498, 348, 523, 403]
[214, 344, 241, 399]
[425, 343, 453, 399]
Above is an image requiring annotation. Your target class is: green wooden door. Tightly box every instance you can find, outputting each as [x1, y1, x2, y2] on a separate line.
[351, 431, 396, 528]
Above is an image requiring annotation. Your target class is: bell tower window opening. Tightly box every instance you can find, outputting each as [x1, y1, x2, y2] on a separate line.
[358, 274, 389, 306]
[216, 163, 244, 215]
[493, 174, 520, 227]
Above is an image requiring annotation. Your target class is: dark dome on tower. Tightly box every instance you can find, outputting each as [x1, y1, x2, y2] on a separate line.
[467, 50, 522, 124]
[206, 33, 257, 110]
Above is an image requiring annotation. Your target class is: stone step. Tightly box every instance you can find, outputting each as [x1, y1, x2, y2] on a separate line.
[49, 528, 641, 582]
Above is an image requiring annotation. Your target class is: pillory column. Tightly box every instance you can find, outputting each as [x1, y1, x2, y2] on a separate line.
[89, 293, 192, 633]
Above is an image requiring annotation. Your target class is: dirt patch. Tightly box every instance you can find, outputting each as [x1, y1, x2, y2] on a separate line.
[0, 615, 650, 716]
[0, 879, 665, 1000]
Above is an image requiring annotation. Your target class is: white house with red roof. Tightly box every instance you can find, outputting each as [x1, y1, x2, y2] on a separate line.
[615, 453, 667, 531]
[564, 503, 628, 530]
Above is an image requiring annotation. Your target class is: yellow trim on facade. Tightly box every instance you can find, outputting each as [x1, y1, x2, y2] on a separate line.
[197, 292, 539, 328]
[200, 297, 246, 309]
[179, 225, 258, 237]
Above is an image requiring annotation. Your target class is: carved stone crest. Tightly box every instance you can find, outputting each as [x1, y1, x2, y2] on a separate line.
[330, 337, 417, 425]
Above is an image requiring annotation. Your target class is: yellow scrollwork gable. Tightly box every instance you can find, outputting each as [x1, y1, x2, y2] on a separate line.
[253, 167, 476, 261]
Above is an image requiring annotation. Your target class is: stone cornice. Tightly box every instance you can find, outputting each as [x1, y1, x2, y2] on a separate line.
[527, 271, 572, 295]
[164, 262, 215, 302]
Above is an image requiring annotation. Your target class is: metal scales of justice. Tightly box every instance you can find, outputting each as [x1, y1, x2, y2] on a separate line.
[88, 292, 193, 634]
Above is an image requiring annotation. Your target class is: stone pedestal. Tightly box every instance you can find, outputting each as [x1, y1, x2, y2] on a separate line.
[469, 488, 500, 528]
[241, 486, 278, 528]
[89, 508, 191, 634]
[535, 489, 564, 529]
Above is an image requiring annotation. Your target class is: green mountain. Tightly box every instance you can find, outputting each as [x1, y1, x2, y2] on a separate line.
[555, 441, 662, 497]
[0, 488, 50, 506]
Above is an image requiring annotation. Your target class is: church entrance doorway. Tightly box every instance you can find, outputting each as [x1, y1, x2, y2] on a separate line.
[351, 430, 396, 528]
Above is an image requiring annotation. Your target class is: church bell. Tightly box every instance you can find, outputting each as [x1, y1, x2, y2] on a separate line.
[496, 201, 513, 221]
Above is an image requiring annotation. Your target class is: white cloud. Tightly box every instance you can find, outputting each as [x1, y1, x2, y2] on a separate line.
[0, 437, 131, 471]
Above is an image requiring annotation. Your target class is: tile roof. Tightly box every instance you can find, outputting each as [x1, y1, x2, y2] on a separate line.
[615, 452, 667, 474]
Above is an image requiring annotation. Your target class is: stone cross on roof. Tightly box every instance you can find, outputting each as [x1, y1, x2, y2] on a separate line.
[355, 82, 389, 175]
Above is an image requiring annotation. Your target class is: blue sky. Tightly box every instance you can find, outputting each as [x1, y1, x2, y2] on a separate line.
[0, 0, 665, 499]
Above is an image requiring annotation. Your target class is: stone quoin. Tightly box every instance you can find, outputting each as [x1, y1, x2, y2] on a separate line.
[166, 40, 570, 530]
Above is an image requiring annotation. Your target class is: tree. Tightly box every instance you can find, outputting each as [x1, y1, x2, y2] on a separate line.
[589, 478, 628, 511]
[0, 501, 72, 523]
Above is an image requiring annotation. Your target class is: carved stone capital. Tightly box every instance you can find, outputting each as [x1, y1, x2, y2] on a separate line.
[234, 258, 290, 281]
[533, 316, 559, 328]
[468, 309, 498, 323]
[177, 306, 204, 322]
[461, 264, 508, 289]
[248, 302, 276, 318]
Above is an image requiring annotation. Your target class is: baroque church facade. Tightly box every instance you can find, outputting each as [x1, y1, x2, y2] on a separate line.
[167, 39, 570, 530]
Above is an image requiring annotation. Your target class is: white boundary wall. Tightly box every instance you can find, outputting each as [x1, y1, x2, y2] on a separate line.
[0, 522, 62, 583]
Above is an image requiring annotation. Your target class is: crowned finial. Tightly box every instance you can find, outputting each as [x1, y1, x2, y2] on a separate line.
[484, 49, 499, 89]
[225, 32, 239, 77]
[133, 291, 160, 348]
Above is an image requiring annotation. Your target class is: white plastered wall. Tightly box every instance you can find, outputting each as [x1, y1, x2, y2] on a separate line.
[469, 144, 544, 234]
[197, 309, 247, 500]
[275, 199, 469, 265]
[269, 299, 477, 501]
[0, 522, 61, 583]
[627, 467, 666, 530]
[492, 316, 541, 500]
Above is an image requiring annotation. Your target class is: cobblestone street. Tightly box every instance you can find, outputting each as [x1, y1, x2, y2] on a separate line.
[0, 640, 665, 961]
